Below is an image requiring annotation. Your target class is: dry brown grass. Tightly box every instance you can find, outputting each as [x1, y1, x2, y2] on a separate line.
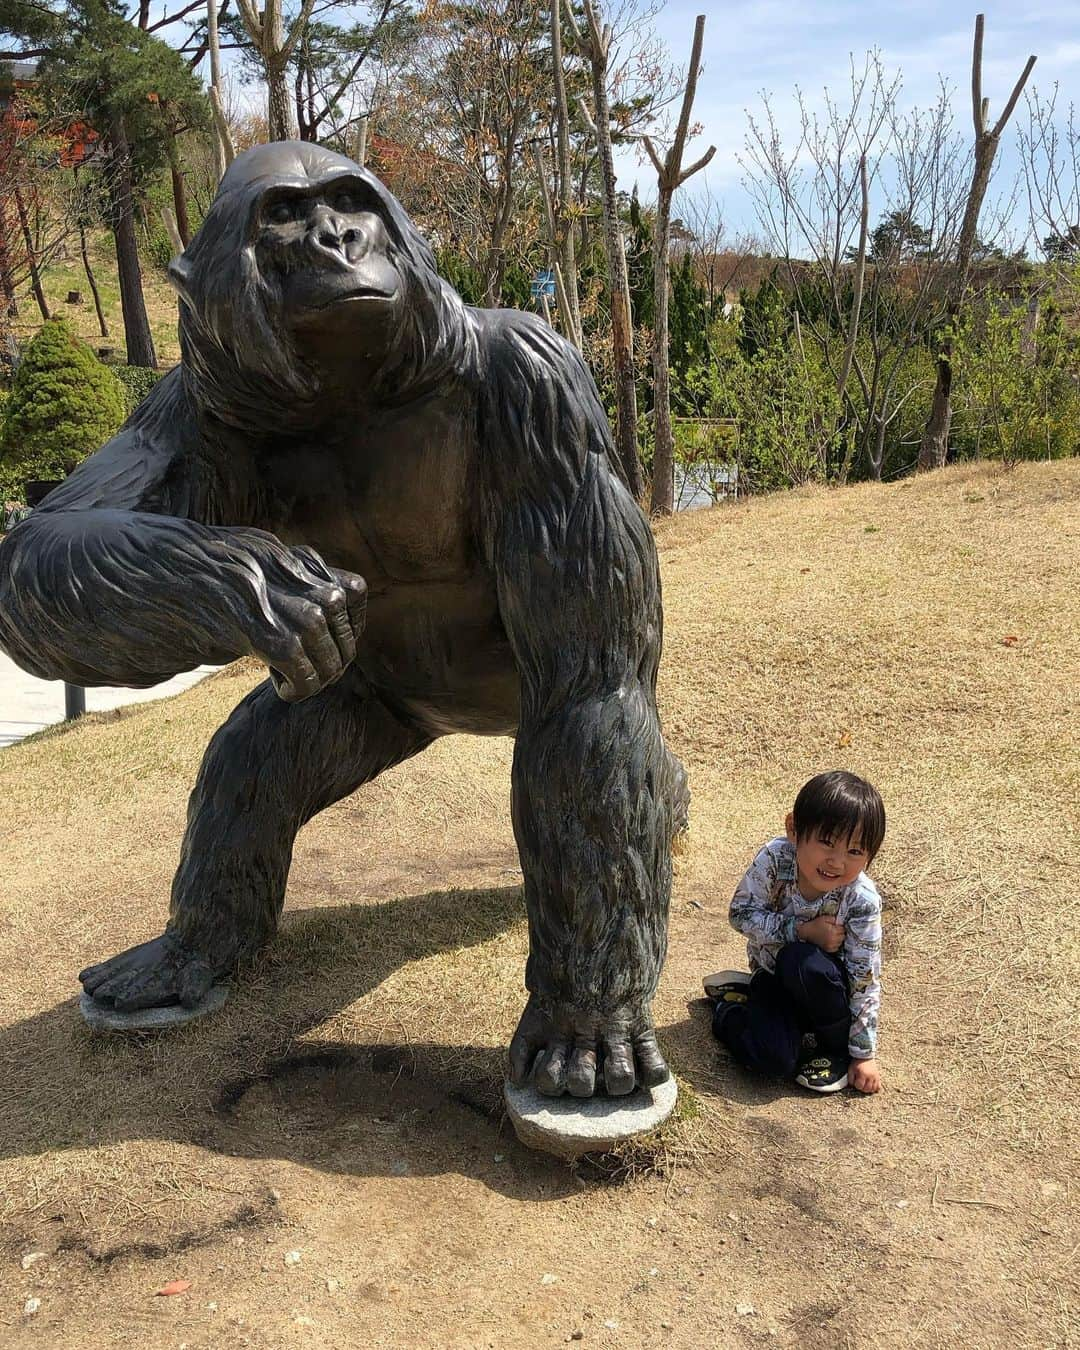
[0, 459, 1077, 1347]
[652, 458, 1079, 1151]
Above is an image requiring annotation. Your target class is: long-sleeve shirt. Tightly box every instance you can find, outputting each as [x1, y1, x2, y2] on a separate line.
[729, 837, 883, 1060]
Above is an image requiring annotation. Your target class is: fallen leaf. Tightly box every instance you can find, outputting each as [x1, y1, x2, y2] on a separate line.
[1002, 635, 1019, 646]
[156, 1280, 192, 1297]
[837, 730, 852, 748]
[799, 567, 811, 574]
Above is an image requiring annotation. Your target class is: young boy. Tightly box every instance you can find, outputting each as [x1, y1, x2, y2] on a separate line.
[707, 770, 886, 1094]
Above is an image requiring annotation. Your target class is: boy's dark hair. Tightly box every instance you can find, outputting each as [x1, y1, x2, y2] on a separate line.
[792, 771, 886, 862]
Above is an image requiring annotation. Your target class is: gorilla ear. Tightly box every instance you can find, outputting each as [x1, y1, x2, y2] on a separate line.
[167, 255, 195, 309]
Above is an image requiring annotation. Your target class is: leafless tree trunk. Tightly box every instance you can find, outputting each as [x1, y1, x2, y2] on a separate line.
[235, 0, 317, 140]
[164, 134, 192, 246]
[534, 143, 580, 349]
[567, 0, 641, 499]
[78, 220, 108, 338]
[836, 154, 868, 482]
[550, 0, 581, 347]
[917, 14, 1035, 471]
[207, 0, 227, 177]
[644, 15, 715, 516]
[13, 185, 49, 322]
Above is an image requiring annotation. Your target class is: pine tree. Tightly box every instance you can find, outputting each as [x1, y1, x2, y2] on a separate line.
[0, 319, 125, 485]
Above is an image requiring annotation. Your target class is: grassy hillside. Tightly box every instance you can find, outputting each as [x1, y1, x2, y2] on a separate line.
[10, 231, 182, 367]
[0, 460, 1076, 1348]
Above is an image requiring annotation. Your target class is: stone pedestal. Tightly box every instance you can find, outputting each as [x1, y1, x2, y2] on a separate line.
[504, 1075, 677, 1159]
[79, 984, 229, 1031]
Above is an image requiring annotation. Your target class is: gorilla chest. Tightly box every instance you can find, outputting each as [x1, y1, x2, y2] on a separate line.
[266, 409, 479, 584]
[262, 418, 518, 732]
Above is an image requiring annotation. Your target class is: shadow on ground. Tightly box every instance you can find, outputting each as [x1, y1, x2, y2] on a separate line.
[1, 884, 741, 1203]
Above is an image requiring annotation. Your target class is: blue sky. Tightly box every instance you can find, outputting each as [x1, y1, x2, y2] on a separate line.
[614, 0, 1080, 246]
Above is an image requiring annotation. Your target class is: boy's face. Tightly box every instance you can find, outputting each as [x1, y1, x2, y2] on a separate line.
[784, 812, 869, 900]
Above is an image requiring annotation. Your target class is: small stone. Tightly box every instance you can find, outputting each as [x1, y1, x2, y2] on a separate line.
[541, 1273, 558, 1285]
[660, 1322, 673, 1330]
[390, 1158, 410, 1176]
[24, 1298, 41, 1316]
[207, 1303, 218, 1312]
[736, 1303, 755, 1316]
[284, 1251, 302, 1266]
[644, 1218, 658, 1228]
[294, 1315, 315, 1327]
[493, 1154, 505, 1163]
[648, 1268, 659, 1277]
[726, 1212, 739, 1221]
[269, 1189, 282, 1203]
[326, 1278, 339, 1293]
[21, 1252, 46, 1270]
[603, 1320, 619, 1330]
[895, 1200, 910, 1209]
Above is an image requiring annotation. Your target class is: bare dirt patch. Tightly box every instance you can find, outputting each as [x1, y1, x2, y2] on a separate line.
[1, 460, 1077, 1347]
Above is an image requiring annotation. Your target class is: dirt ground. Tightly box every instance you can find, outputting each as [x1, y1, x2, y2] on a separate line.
[0, 460, 1077, 1348]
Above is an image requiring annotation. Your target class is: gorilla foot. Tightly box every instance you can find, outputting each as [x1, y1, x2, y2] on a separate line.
[508, 995, 670, 1099]
[79, 931, 223, 1016]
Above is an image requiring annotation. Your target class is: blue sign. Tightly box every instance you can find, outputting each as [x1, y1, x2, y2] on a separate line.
[530, 269, 556, 299]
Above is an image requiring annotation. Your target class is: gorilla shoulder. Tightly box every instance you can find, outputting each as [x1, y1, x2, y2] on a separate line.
[472, 307, 624, 499]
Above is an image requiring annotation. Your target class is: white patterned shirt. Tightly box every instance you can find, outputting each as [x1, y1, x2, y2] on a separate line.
[729, 837, 882, 1059]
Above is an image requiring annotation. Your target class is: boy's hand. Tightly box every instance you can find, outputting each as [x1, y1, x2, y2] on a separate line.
[849, 1058, 881, 1093]
[796, 916, 845, 952]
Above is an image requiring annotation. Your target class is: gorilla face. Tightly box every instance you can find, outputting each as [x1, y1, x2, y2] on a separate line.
[168, 142, 475, 433]
[252, 174, 403, 345]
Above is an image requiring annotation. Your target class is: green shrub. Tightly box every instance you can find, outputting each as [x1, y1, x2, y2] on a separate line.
[0, 319, 126, 486]
[112, 363, 165, 416]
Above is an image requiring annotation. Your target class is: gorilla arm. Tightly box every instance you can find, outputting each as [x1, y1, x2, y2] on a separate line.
[0, 371, 366, 699]
[483, 317, 673, 1098]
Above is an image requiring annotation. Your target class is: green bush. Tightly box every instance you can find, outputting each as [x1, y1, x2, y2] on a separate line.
[112, 363, 165, 416]
[0, 319, 126, 486]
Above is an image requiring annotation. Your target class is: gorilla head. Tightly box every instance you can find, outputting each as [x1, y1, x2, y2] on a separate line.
[168, 142, 476, 434]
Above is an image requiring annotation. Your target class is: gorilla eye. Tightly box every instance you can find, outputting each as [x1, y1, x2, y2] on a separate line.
[330, 188, 360, 213]
[267, 198, 297, 225]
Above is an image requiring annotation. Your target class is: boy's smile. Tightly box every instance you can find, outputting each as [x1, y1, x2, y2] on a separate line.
[784, 812, 867, 900]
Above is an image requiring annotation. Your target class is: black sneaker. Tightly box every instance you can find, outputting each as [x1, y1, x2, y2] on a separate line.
[795, 1054, 849, 1093]
[703, 970, 751, 1003]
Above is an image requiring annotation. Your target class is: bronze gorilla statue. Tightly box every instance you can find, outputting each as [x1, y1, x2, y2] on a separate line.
[0, 142, 688, 1100]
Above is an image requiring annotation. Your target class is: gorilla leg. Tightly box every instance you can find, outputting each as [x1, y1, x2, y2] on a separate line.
[80, 675, 431, 1011]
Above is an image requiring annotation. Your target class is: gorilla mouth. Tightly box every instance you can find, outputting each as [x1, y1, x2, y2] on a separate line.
[319, 286, 398, 307]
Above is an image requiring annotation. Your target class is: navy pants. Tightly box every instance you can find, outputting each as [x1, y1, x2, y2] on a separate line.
[713, 942, 850, 1079]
